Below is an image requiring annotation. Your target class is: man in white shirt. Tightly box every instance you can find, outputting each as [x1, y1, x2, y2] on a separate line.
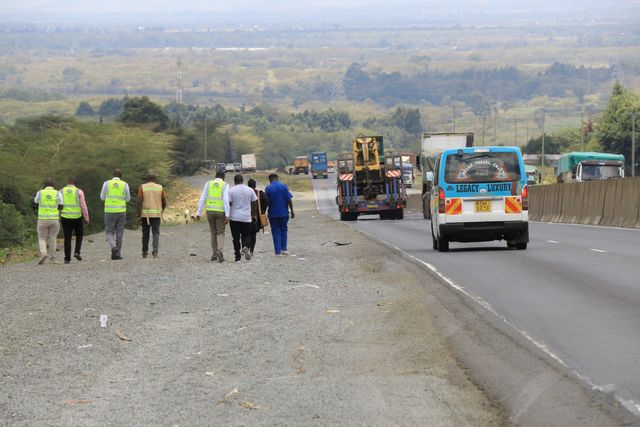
[196, 171, 230, 262]
[228, 174, 258, 262]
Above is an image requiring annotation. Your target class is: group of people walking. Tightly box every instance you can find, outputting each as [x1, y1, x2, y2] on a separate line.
[34, 170, 293, 264]
[195, 171, 294, 262]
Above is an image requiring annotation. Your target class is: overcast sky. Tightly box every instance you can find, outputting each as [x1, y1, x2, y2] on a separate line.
[1, 0, 638, 27]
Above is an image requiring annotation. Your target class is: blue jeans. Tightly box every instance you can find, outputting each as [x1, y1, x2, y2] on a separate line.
[269, 216, 288, 254]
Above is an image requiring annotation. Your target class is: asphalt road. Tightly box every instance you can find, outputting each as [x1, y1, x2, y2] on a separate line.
[312, 173, 640, 417]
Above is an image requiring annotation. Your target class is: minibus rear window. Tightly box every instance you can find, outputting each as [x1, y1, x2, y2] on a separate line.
[444, 152, 521, 183]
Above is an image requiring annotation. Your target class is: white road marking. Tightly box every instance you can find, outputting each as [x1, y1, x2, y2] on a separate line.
[354, 227, 640, 418]
[590, 248, 608, 253]
[546, 240, 559, 243]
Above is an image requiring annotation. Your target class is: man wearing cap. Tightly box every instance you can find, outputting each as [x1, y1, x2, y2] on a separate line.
[196, 171, 230, 262]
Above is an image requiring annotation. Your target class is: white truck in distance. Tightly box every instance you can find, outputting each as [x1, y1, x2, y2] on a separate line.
[241, 154, 257, 173]
[420, 132, 474, 219]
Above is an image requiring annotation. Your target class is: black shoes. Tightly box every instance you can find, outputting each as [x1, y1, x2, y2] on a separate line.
[217, 251, 224, 263]
[111, 248, 123, 260]
[74, 253, 82, 261]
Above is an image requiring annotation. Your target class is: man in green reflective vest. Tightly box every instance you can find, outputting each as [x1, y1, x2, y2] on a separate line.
[34, 177, 63, 264]
[196, 171, 230, 262]
[136, 171, 167, 259]
[100, 168, 131, 260]
[59, 176, 90, 264]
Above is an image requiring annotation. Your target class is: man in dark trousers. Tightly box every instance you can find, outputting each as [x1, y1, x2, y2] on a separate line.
[59, 176, 90, 264]
[264, 173, 294, 255]
[137, 171, 167, 258]
[228, 174, 257, 262]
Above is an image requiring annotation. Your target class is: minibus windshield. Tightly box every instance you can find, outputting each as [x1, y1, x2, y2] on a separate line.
[444, 152, 521, 183]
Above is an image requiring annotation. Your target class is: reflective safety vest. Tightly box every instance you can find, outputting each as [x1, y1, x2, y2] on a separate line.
[205, 179, 226, 212]
[61, 185, 82, 219]
[141, 182, 163, 218]
[38, 187, 60, 220]
[104, 179, 127, 213]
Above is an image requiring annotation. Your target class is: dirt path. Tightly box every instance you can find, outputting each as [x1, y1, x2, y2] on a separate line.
[0, 193, 501, 425]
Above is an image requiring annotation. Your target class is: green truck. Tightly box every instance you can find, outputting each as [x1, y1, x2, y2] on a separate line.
[556, 152, 625, 183]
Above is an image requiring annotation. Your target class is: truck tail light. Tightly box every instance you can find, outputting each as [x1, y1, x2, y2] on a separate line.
[522, 185, 529, 210]
[438, 188, 446, 214]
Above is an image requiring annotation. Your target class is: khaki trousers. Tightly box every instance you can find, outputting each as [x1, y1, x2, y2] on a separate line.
[37, 219, 60, 258]
[206, 211, 226, 255]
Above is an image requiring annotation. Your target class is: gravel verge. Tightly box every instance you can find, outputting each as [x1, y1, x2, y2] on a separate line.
[0, 191, 501, 425]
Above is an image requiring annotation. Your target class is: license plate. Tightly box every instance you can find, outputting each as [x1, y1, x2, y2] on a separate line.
[475, 200, 492, 213]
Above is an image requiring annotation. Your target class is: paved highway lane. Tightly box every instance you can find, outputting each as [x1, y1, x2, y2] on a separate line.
[312, 174, 640, 415]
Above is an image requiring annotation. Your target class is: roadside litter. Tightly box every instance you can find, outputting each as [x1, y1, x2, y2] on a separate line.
[99, 314, 108, 328]
[115, 328, 132, 341]
[78, 344, 93, 349]
[291, 284, 320, 290]
[334, 241, 352, 246]
[326, 309, 340, 314]
[239, 401, 260, 410]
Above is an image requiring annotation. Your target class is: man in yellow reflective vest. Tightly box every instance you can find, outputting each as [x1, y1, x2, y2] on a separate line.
[34, 177, 63, 264]
[100, 168, 131, 260]
[59, 176, 90, 264]
[196, 171, 230, 262]
[136, 171, 167, 259]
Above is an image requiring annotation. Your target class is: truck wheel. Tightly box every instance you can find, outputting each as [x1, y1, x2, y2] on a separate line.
[432, 231, 438, 250]
[394, 209, 404, 220]
[422, 197, 431, 220]
[379, 212, 388, 220]
[437, 236, 449, 252]
[516, 242, 527, 250]
[340, 212, 357, 221]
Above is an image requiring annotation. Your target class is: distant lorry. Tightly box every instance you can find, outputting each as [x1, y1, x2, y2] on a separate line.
[216, 162, 227, 174]
[388, 151, 415, 187]
[293, 156, 310, 175]
[556, 152, 625, 183]
[241, 154, 257, 173]
[419, 132, 474, 219]
[336, 135, 407, 221]
[525, 165, 542, 185]
[310, 152, 328, 179]
[327, 160, 336, 173]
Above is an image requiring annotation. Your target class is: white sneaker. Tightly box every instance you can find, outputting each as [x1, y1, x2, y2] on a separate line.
[242, 247, 251, 261]
[280, 251, 289, 256]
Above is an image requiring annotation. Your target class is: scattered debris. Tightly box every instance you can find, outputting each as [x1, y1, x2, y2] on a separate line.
[189, 253, 197, 256]
[288, 280, 299, 283]
[179, 311, 190, 314]
[205, 372, 215, 376]
[65, 399, 92, 405]
[99, 314, 108, 328]
[334, 241, 352, 246]
[238, 326, 248, 331]
[224, 388, 239, 399]
[239, 400, 260, 410]
[326, 309, 340, 314]
[78, 344, 93, 349]
[376, 301, 399, 307]
[298, 257, 307, 261]
[115, 328, 132, 341]
[217, 293, 229, 297]
[292, 285, 320, 290]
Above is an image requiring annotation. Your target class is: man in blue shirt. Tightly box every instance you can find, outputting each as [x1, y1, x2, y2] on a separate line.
[264, 173, 294, 255]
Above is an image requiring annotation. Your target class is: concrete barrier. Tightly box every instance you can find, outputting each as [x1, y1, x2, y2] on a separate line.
[529, 178, 640, 229]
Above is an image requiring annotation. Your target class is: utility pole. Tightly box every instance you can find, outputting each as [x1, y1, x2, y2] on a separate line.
[580, 110, 584, 151]
[482, 115, 486, 146]
[632, 111, 636, 177]
[204, 115, 208, 161]
[541, 114, 546, 173]
[452, 105, 456, 132]
[514, 117, 518, 146]
[493, 106, 498, 144]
